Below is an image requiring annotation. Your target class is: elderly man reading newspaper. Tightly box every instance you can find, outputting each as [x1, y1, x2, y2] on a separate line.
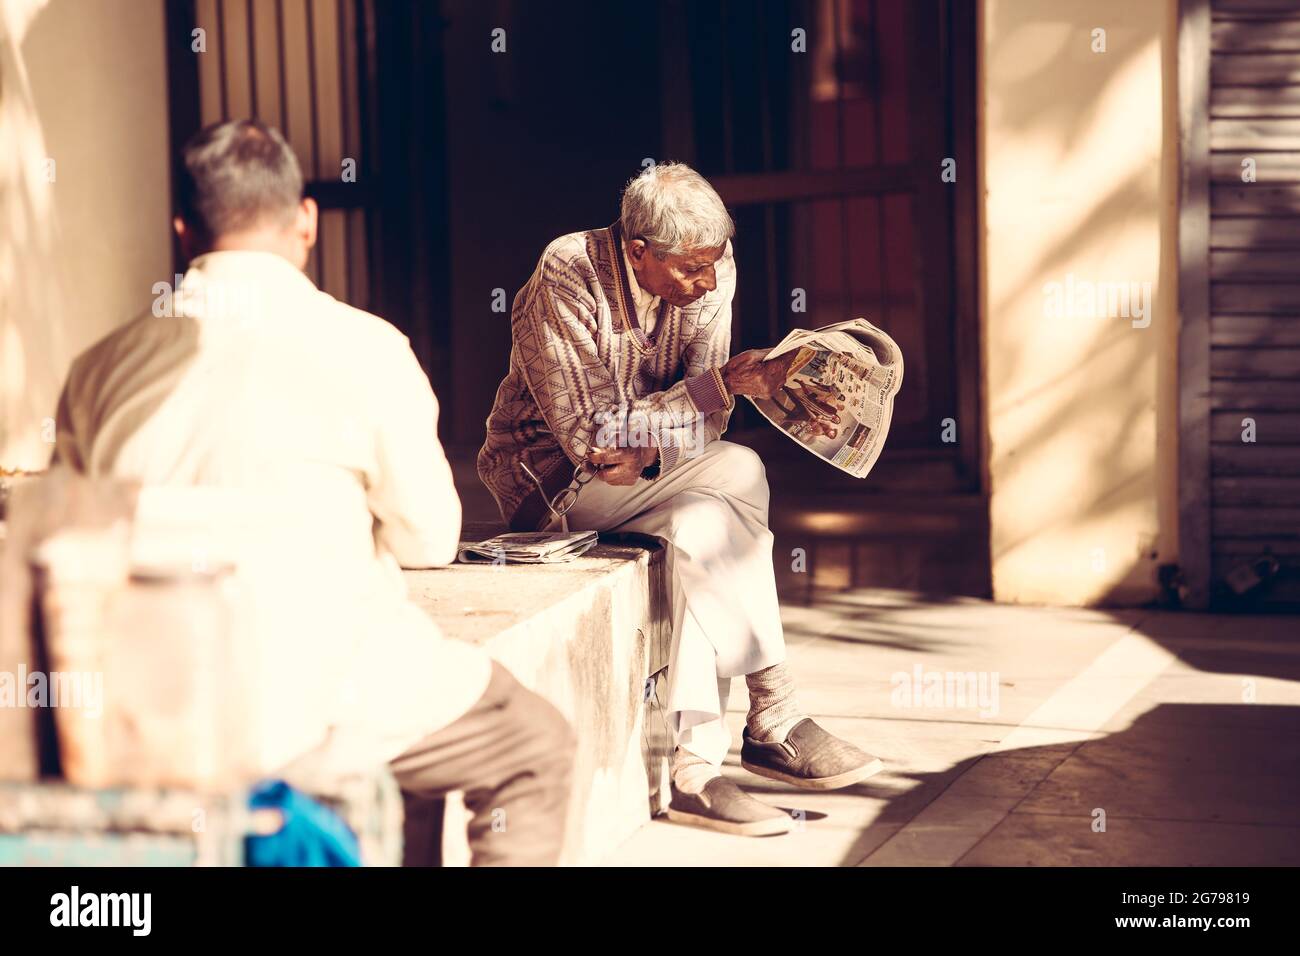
[478, 163, 883, 836]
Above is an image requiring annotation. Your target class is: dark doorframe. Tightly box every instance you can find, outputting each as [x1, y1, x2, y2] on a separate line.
[163, 0, 202, 275]
[355, 0, 453, 398]
[658, 0, 981, 497]
[162, 0, 454, 415]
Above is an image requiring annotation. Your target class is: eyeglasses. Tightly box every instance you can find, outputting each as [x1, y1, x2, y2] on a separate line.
[519, 456, 599, 522]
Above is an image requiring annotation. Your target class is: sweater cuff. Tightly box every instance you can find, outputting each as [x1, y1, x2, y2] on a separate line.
[655, 429, 682, 473]
[685, 367, 732, 414]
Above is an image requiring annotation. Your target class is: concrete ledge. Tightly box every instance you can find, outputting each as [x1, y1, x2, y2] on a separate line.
[403, 532, 671, 865]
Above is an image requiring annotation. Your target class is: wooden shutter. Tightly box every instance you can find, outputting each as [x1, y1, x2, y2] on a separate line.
[1196, 0, 1300, 606]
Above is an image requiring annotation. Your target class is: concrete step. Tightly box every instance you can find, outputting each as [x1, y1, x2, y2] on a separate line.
[770, 493, 992, 599]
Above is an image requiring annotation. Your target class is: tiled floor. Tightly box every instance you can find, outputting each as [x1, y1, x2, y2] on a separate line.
[604, 590, 1300, 866]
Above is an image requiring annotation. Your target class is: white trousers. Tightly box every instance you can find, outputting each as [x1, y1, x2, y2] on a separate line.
[562, 440, 787, 766]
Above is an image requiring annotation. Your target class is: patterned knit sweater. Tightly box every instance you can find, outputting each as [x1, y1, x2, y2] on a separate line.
[477, 222, 736, 530]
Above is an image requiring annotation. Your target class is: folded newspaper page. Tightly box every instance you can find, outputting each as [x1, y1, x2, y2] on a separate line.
[457, 530, 599, 564]
[748, 318, 904, 478]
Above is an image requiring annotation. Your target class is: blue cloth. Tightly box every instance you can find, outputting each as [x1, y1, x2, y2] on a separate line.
[245, 779, 362, 867]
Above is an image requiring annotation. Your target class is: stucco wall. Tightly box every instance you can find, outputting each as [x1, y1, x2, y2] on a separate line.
[980, 0, 1181, 606]
[0, 0, 170, 469]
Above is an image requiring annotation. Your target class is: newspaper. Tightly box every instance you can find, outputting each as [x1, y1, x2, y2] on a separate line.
[457, 530, 599, 564]
[748, 318, 904, 478]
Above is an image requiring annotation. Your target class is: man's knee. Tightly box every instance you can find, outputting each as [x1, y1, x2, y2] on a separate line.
[708, 441, 768, 500]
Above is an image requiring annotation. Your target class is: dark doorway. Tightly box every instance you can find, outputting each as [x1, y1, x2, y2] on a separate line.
[166, 0, 985, 594]
[663, 0, 981, 500]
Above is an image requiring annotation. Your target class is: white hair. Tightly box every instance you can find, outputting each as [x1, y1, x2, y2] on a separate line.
[619, 162, 734, 258]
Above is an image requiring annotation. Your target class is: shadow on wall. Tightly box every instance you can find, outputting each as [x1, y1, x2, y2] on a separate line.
[0, 0, 66, 469]
[982, 1, 1178, 607]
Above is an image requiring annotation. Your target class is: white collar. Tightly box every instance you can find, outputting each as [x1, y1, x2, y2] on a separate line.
[174, 250, 317, 321]
[185, 250, 316, 290]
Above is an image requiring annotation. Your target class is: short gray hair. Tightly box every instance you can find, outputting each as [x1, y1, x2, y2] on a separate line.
[178, 119, 304, 240]
[620, 162, 734, 258]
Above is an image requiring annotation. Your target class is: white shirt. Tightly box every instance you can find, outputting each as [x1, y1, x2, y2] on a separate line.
[623, 245, 661, 338]
[55, 250, 492, 774]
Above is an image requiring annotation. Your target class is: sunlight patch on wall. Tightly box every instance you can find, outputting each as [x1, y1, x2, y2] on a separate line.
[0, 0, 64, 469]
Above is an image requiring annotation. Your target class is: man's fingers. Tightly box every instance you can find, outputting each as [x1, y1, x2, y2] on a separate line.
[589, 446, 632, 465]
[595, 463, 639, 486]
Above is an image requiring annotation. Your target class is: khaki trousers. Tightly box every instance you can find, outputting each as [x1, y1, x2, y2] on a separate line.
[563, 440, 787, 766]
[390, 661, 575, 866]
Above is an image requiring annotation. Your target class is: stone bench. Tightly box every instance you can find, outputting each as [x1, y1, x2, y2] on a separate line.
[1, 472, 673, 865]
[402, 526, 672, 865]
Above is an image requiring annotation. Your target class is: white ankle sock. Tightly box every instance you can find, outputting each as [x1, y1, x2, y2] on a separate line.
[745, 663, 802, 742]
[751, 713, 807, 744]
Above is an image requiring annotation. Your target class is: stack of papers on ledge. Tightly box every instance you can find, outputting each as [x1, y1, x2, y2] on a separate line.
[456, 530, 599, 565]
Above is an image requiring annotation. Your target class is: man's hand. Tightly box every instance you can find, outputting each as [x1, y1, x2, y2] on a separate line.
[589, 444, 657, 486]
[721, 349, 797, 400]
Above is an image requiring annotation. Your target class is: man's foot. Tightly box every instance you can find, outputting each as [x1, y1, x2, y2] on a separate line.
[741, 718, 883, 790]
[666, 776, 792, 836]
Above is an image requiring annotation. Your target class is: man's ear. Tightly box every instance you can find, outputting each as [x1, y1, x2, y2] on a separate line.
[626, 237, 649, 264]
[297, 197, 319, 251]
[173, 216, 197, 263]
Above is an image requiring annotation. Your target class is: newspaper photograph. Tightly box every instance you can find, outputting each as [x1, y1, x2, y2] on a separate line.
[748, 318, 904, 478]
